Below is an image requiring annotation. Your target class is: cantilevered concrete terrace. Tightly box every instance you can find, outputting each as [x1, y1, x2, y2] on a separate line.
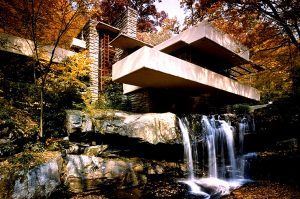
[154, 21, 250, 66]
[112, 46, 260, 101]
[112, 21, 261, 102]
[0, 33, 75, 63]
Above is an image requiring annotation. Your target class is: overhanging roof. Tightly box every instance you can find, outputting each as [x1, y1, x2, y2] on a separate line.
[0, 33, 75, 63]
[112, 46, 260, 101]
[110, 34, 152, 50]
[154, 21, 250, 66]
[96, 21, 120, 34]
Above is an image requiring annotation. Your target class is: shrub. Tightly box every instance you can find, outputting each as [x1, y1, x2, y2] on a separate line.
[24, 142, 45, 152]
[104, 80, 125, 109]
[233, 104, 250, 114]
[93, 80, 131, 111]
[8, 152, 34, 165]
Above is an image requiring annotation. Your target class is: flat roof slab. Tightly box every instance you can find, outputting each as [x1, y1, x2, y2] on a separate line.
[0, 33, 75, 63]
[154, 21, 250, 66]
[112, 46, 260, 101]
[110, 34, 152, 50]
[96, 21, 120, 34]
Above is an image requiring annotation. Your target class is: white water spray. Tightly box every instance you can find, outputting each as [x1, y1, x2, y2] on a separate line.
[179, 115, 253, 197]
[178, 118, 195, 180]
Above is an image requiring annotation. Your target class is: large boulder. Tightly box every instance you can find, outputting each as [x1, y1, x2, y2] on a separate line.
[65, 110, 93, 135]
[65, 110, 181, 145]
[64, 155, 185, 193]
[92, 110, 181, 145]
[11, 157, 63, 199]
[64, 155, 147, 192]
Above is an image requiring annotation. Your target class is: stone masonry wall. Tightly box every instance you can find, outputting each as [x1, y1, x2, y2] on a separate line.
[127, 89, 154, 113]
[113, 7, 138, 38]
[85, 8, 138, 102]
[84, 19, 99, 102]
[112, 8, 138, 64]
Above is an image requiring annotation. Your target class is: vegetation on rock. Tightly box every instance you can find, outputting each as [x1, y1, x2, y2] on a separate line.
[0, 97, 38, 157]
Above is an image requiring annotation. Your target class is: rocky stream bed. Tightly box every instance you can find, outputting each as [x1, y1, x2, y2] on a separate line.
[1, 108, 299, 198]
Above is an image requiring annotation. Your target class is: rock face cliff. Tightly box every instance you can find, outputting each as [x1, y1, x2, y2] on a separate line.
[1, 153, 185, 198]
[66, 110, 182, 145]
[12, 158, 62, 199]
[64, 155, 184, 193]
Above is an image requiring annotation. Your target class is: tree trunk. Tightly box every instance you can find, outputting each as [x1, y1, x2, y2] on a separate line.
[39, 82, 44, 139]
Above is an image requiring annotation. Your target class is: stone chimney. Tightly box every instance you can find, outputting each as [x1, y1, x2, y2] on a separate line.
[113, 7, 138, 38]
[83, 19, 99, 102]
[84, 8, 138, 102]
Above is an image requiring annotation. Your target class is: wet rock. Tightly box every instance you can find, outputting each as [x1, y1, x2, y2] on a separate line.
[132, 163, 144, 173]
[0, 139, 9, 145]
[193, 178, 242, 196]
[275, 138, 298, 151]
[66, 143, 81, 154]
[93, 110, 181, 145]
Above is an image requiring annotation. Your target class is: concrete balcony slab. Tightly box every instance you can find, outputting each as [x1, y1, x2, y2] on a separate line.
[154, 21, 250, 67]
[0, 33, 75, 63]
[112, 46, 260, 101]
[71, 38, 86, 49]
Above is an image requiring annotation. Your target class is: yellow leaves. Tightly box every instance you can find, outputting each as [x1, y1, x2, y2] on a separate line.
[46, 50, 90, 93]
[1, 0, 91, 49]
[65, 51, 91, 77]
[137, 17, 179, 46]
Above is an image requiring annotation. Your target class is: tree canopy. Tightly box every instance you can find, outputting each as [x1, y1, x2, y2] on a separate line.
[97, 0, 166, 32]
[180, 0, 300, 102]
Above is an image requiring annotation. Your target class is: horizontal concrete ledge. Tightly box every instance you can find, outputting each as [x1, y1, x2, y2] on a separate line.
[0, 33, 75, 63]
[154, 21, 250, 66]
[112, 46, 260, 101]
[110, 34, 152, 50]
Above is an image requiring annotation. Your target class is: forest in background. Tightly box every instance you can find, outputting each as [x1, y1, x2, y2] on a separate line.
[0, 0, 299, 153]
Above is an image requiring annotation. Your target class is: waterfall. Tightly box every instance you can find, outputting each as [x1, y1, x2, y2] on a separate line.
[178, 118, 195, 180]
[179, 115, 253, 197]
[202, 116, 238, 179]
[178, 118, 209, 197]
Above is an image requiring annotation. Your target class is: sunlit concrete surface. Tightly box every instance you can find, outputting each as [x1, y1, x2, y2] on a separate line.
[70, 38, 86, 49]
[110, 34, 152, 50]
[112, 46, 260, 101]
[154, 21, 249, 65]
[0, 33, 75, 63]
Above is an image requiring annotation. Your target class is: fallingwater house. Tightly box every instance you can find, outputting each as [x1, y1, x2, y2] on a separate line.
[0, 8, 263, 112]
[83, 8, 263, 112]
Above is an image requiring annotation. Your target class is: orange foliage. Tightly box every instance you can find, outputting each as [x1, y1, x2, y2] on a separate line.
[0, 0, 94, 48]
[180, 0, 299, 101]
[137, 17, 180, 46]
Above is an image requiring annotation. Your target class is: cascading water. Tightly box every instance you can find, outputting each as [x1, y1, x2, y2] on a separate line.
[178, 118, 205, 195]
[178, 118, 195, 180]
[179, 115, 253, 198]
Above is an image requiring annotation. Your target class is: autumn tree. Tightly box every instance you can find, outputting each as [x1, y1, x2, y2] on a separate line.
[138, 17, 180, 45]
[180, 0, 198, 27]
[180, 0, 300, 101]
[0, 0, 95, 138]
[97, 0, 166, 32]
[187, 0, 300, 50]
[43, 51, 90, 136]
